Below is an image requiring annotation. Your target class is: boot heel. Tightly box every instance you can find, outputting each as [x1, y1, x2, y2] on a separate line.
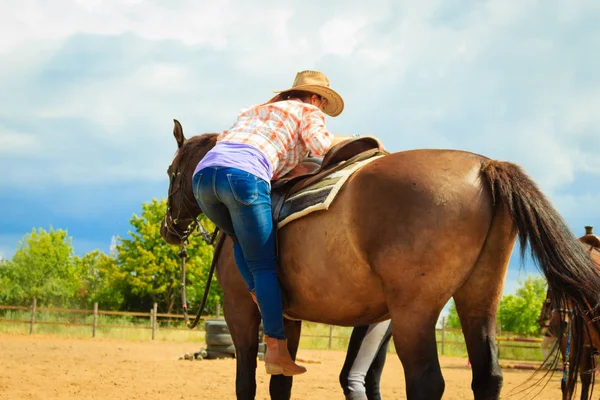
[265, 362, 284, 375]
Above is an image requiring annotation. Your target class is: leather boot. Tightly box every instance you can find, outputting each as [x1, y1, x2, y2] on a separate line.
[264, 335, 307, 376]
[250, 289, 260, 312]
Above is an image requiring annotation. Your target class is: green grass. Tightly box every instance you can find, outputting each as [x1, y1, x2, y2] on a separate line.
[0, 311, 547, 361]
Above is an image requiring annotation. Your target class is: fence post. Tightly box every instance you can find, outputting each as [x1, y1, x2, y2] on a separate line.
[328, 325, 333, 349]
[496, 321, 502, 359]
[92, 303, 98, 338]
[216, 304, 221, 319]
[151, 303, 158, 340]
[29, 298, 36, 334]
[441, 317, 446, 355]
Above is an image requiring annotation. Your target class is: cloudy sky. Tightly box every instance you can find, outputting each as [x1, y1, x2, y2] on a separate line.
[1, 0, 599, 295]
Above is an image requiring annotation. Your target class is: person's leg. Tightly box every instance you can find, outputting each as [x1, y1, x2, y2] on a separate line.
[364, 321, 393, 400]
[213, 167, 305, 376]
[214, 168, 283, 338]
[340, 321, 393, 400]
[193, 167, 255, 291]
[232, 240, 255, 292]
[340, 325, 370, 399]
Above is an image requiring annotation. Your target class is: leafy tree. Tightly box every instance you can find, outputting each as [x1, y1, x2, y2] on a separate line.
[0, 257, 11, 302]
[497, 275, 547, 335]
[115, 198, 221, 314]
[444, 300, 462, 329]
[0, 227, 80, 306]
[74, 250, 122, 309]
[444, 276, 547, 335]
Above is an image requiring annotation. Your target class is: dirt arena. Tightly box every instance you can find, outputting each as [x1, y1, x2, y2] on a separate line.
[0, 333, 566, 399]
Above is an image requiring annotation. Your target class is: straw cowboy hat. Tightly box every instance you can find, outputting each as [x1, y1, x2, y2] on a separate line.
[269, 70, 345, 117]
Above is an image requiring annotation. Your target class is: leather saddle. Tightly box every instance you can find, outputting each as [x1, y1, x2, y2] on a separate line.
[270, 137, 387, 225]
[580, 234, 600, 249]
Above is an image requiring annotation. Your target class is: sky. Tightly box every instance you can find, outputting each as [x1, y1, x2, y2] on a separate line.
[1, 0, 599, 296]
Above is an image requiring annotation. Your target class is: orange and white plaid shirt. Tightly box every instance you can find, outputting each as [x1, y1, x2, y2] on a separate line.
[217, 99, 334, 180]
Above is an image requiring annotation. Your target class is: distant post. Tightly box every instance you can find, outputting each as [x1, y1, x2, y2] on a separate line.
[216, 304, 221, 319]
[151, 303, 158, 340]
[29, 298, 37, 335]
[441, 317, 446, 355]
[92, 303, 98, 338]
[328, 325, 333, 349]
[496, 321, 502, 359]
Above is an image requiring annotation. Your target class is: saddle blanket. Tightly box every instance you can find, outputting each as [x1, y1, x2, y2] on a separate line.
[277, 155, 384, 229]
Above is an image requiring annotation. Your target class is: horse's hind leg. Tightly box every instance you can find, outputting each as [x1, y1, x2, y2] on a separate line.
[387, 303, 445, 400]
[269, 319, 302, 400]
[452, 206, 516, 400]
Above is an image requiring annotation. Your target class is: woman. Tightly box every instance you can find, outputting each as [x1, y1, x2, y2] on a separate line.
[192, 70, 356, 376]
[340, 321, 393, 400]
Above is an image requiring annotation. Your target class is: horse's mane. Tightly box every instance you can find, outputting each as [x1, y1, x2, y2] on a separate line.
[174, 133, 218, 164]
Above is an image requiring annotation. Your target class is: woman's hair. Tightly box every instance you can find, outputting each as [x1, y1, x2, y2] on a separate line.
[280, 90, 322, 101]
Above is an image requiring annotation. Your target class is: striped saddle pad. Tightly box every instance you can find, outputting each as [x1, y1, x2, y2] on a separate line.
[276, 154, 384, 229]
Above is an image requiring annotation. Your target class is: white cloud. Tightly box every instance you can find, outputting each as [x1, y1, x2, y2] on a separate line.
[0, 0, 236, 54]
[0, 0, 598, 200]
[319, 17, 367, 56]
[132, 64, 191, 92]
[552, 193, 600, 222]
[0, 130, 40, 154]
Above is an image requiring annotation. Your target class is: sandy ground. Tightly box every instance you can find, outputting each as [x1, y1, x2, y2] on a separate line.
[0, 333, 567, 399]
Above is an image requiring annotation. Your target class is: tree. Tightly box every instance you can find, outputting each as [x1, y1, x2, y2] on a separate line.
[0, 227, 80, 306]
[497, 275, 547, 335]
[445, 300, 462, 329]
[115, 198, 221, 314]
[74, 250, 122, 309]
[444, 275, 547, 335]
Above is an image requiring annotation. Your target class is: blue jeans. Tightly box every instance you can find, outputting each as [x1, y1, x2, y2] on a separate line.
[192, 166, 285, 339]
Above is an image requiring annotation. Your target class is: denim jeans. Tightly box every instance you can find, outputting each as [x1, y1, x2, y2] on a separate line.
[192, 166, 285, 339]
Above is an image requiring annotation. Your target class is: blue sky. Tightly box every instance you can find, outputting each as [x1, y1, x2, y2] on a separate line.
[1, 0, 599, 296]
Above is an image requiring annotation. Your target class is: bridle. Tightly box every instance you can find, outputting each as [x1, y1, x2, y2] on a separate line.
[165, 155, 220, 329]
[164, 157, 202, 243]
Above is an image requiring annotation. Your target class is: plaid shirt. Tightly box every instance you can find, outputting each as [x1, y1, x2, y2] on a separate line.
[218, 99, 334, 179]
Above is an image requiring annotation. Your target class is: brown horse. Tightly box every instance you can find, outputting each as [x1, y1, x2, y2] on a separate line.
[161, 120, 600, 400]
[543, 228, 600, 400]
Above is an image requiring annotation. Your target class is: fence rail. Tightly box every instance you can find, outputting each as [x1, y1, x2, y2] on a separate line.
[0, 300, 545, 359]
[0, 299, 187, 339]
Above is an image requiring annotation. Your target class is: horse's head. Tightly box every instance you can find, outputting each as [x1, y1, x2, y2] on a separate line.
[160, 119, 217, 245]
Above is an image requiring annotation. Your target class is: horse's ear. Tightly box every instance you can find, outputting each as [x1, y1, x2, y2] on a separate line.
[173, 119, 186, 148]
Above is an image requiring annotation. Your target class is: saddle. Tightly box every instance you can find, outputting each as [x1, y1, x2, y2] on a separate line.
[270, 136, 387, 227]
[580, 233, 600, 249]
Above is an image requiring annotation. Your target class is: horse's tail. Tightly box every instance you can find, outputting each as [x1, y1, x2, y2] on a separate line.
[481, 160, 600, 400]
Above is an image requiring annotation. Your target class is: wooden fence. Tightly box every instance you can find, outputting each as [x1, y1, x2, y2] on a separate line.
[0, 300, 542, 357]
[308, 317, 542, 356]
[0, 299, 214, 339]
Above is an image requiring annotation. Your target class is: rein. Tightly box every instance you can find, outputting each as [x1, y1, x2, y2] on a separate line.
[179, 222, 222, 329]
